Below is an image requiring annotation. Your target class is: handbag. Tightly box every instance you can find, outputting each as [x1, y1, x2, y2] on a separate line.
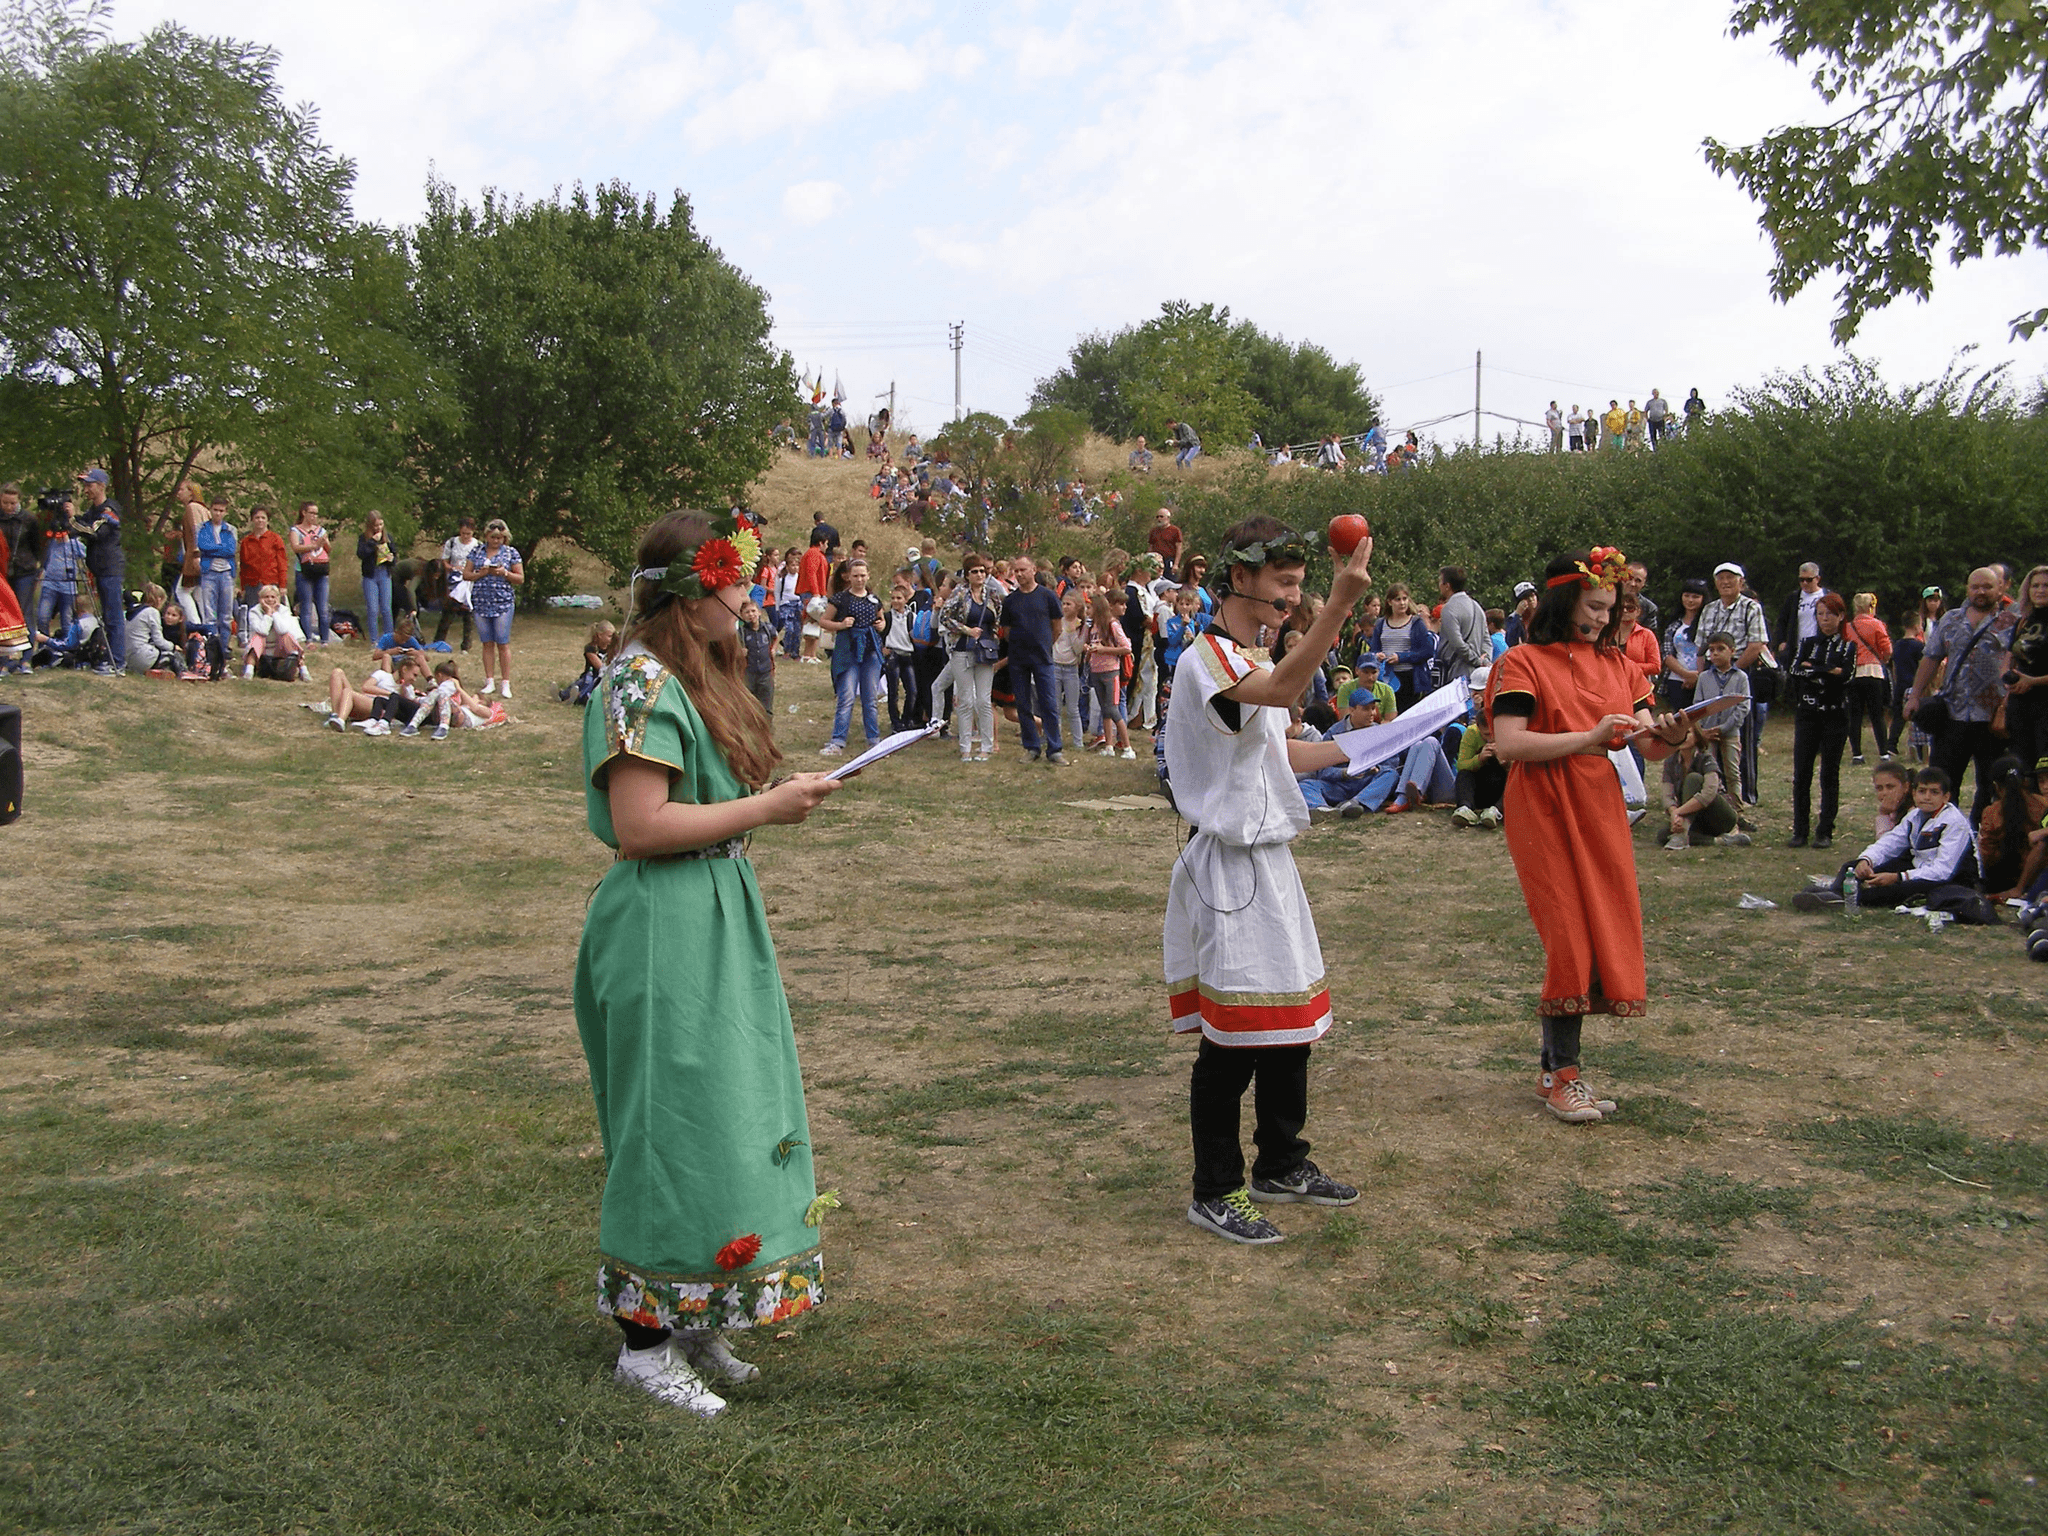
[1917, 613, 1998, 738]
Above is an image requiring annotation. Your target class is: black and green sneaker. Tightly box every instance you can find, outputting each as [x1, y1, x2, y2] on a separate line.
[1186, 1188, 1284, 1245]
[1250, 1159, 1359, 1207]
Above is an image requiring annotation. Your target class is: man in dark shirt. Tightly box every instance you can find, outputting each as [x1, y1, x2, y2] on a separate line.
[810, 511, 840, 557]
[74, 468, 126, 673]
[1503, 582, 1537, 648]
[1003, 555, 1066, 764]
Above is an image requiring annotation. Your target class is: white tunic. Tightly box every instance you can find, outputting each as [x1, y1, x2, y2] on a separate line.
[1161, 633, 1331, 1048]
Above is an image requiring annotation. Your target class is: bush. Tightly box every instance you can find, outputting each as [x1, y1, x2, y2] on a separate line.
[516, 551, 574, 613]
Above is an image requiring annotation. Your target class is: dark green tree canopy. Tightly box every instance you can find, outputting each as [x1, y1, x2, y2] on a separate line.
[1031, 301, 1379, 452]
[407, 178, 795, 579]
[0, 0, 404, 529]
[1705, 1, 2048, 343]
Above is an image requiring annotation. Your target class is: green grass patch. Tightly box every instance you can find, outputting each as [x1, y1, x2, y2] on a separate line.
[1503, 1185, 1718, 1268]
[1613, 1095, 1708, 1138]
[1793, 1114, 2048, 1196]
[1634, 1167, 1812, 1230]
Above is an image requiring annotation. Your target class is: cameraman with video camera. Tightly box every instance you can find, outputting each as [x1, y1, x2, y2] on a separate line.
[74, 468, 126, 675]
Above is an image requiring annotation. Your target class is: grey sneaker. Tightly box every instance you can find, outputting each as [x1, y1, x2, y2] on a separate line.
[1792, 889, 1844, 912]
[1250, 1159, 1359, 1207]
[1479, 806, 1503, 828]
[1452, 805, 1480, 827]
[430, 724, 449, 742]
[1663, 833, 1689, 851]
[1308, 805, 1340, 824]
[1046, 751, 1067, 766]
[1714, 831, 1752, 847]
[1339, 799, 1367, 819]
[677, 1331, 760, 1384]
[1019, 750, 1041, 763]
[1187, 1189, 1284, 1245]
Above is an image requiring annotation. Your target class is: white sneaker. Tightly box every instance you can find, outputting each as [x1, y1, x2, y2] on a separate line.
[325, 714, 346, 732]
[480, 679, 496, 695]
[678, 1332, 761, 1384]
[1479, 806, 1503, 828]
[1119, 747, 1136, 759]
[497, 683, 511, 700]
[614, 1339, 727, 1417]
[818, 743, 844, 756]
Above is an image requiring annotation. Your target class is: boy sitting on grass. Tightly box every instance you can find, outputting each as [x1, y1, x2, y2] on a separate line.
[1659, 718, 1750, 849]
[1795, 765, 1976, 910]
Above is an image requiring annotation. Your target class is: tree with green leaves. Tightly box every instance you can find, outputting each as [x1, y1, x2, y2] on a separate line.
[1705, 1, 2048, 343]
[407, 178, 795, 584]
[0, 0, 417, 535]
[1032, 301, 1377, 452]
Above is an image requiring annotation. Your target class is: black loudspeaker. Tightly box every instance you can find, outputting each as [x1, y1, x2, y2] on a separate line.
[0, 702, 20, 825]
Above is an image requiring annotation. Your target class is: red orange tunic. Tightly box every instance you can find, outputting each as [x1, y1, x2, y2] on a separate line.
[0, 530, 26, 653]
[1484, 640, 1654, 1017]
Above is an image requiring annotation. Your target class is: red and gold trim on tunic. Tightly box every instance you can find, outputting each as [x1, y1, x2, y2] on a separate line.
[1193, 633, 1257, 691]
[1538, 994, 1648, 1018]
[1168, 976, 1333, 1046]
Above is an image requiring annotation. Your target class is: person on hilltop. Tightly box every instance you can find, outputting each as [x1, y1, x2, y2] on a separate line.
[1644, 389, 1670, 448]
[1566, 405, 1586, 453]
[1169, 418, 1201, 469]
[1128, 435, 1154, 474]
[1623, 399, 1647, 452]
[573, 510, 842, 1417]
[1544, 402, 1564, 454]
[1683, 388, 1706, 429]
[1485, 547, 1688, 1123]
[1600, 400, 1625, 451]
[1166, 517, 1374, 1246]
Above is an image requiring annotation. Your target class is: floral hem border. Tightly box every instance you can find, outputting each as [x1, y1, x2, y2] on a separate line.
[598, 1247, 823, 1334]
[1538, 995, 1648, 1018]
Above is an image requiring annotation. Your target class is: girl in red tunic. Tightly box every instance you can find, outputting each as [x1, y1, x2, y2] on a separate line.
[1485, 548, 1688, 1122]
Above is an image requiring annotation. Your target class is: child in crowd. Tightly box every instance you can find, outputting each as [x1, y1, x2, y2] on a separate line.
[1796, 766, 1976, 910]
[880, 589, 917, 729]
[326, 649, 396, 733]
[1451, 714, 1506, 827]
[1082, 589, 1134, 758]
[1350, 657, 1397, 720]
[1658, 718, 1748, 848]
[1165, 516, 1373, 1246]
[1053, 591, 1089, 750]
[1692, 633, 1751, 809]
[37, 512, 86, 641]
[561, 621, 619, 704]
[741, 599, 779, 715]
[1870, 758, 1910, 837]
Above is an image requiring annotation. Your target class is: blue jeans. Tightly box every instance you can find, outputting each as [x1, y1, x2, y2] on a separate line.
[199, 568, 235, 647]
[37, 585, 74, 636]
[362, 568, 392, 647]
[832, 654, 883, 745]
[296, 569, 332, 642]
[1009, 657, 1062, 755]
[96, 573, 127, 669]
[1175, 443, 1201, 468]
[1300, 767, 1369, 810]
[1058, 663, 1088, 748]
[778, 598, 803, 656]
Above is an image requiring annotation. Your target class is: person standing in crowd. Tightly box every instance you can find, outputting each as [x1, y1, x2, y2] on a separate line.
[1504, 581, 1538, 647]
[169, 480, 207, 626]
[2004, 566, 2048, 771]
[464, 518, 523, 699]
[1623, 399, 1647, 452]
[1566, 405, 1586, 452]
[1661, 577, 1708, 710]
[194, 498, 238, 653]
[1166, 518, 1373, 1246]
[1894, 597, 1934, 761]
[775, 547, 802, 658]
[1486, 547, 1686, 1124]
[574, 510, 839, 1417]
[879, 586, 920, 730]
[1002, 554, 1066, 765]
[1701, 562, 1770, 802]
[1785, 593, 1857, 848]
[1601, 399, 1626, 451]
[1148, 506, 1185, 579]
[1644, 389, 1670, 448]
[290, 501, 335, 645]
[436, 516, 478, 650]
[1435, 567, 1489, 686]
[74, 469, 127, 674]
[1370, 583, 1436, 712]
[1544, 402, 1563, 453]
[239, 507, 289, 640]
[1774, 562, 1830, 665]
[1908, 565, 2017, 820]
[36, 499, 87, 648]
[935, 554, 1000, 761]
[357, 511, 396, 650]
[1621, 561, 1659, 636]
[817, 556, 884, 756]
[1081, 588, 1134, 758]
[0, 484, 37, 646]
[795, 532, 831, 664]
[1844, 592, 1894, 763]
[739, 596, 777, 715]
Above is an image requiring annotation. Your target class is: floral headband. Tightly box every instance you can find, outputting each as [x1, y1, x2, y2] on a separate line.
[632, 514, 762, 605]
[1546, 545, 1628, 591]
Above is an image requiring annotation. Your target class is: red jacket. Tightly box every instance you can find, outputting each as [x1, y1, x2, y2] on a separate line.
[797, 545, 829, 598]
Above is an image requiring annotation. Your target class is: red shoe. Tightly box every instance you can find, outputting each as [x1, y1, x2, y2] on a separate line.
[1536, 1067, 1608, 1123]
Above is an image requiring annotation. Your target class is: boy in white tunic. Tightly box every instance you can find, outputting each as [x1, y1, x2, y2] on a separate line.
[1166, 516, 1376, 1244]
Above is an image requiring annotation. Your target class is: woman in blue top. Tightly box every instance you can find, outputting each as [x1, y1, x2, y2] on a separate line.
[465, 519, 523, 700]
[817, 557, 885, 754]
[1370, 583, 1437, 712]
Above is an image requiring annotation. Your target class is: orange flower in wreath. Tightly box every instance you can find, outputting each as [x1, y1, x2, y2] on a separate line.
[714, 1233, 762, 1272]
[691, 538, 745, 591]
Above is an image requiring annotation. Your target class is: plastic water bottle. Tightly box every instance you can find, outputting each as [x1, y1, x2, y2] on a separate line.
[1844, 876, 1860, 918]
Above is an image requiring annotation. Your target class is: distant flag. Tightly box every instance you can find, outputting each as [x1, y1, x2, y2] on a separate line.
[831, 371, 845, 406]
[809, 371, 826, 406]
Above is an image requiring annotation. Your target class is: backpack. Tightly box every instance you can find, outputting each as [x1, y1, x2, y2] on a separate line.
[910, 607, 935, 646]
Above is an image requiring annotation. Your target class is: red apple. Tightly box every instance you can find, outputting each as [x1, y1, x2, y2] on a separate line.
[1328, 514, 1371, 557]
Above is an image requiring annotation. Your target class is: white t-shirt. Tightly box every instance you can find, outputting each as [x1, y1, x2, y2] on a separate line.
[1163, 632, 1307, 847]
[1796, 588, 1822, 642]
[367, 668, 396, 692]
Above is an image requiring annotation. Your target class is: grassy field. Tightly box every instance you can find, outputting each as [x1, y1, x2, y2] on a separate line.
[4, 458, 2046, 1533]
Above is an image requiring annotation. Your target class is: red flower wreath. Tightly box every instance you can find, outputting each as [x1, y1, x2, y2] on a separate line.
[713, 1233, 762, 1272]
[691, 537, 745, 591]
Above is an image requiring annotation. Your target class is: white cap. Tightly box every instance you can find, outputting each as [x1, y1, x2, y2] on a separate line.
[1712, 561, 1744, 578]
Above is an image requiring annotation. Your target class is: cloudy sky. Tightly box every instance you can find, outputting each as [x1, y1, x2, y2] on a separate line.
[124, 0, 2047, 443]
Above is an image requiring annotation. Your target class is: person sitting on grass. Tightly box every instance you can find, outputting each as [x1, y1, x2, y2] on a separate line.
[1658, 718, 1749, 849]
[1796, 766, 1977, 911]
[562, 621, 619, 705]
[241, 584, 308, 680]
[1978, 754, 2047, 900]
[1451, 713, 1507, 828]
[1870, 757, 1911, 838]
[1299, 688, 1382, 820]
[325, 649, 398, 734]
[125, 584, 186, 676]
[1349, 657, 1397, 720]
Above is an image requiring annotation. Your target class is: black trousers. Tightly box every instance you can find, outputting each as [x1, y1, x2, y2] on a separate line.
[1930, 719, 2003, 821]
[1456, 761, 1507, 811]
[1847, 676, 1890, 758]
[1790, 708, 1847, 839]
[885, 652, 921, 729]
[1189, 1037, 1309, 1200]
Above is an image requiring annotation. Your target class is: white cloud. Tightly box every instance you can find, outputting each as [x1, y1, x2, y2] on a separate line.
[781, 179, 847, 224]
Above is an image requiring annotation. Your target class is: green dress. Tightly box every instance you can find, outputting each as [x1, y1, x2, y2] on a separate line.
[573, 650, 823, 1334]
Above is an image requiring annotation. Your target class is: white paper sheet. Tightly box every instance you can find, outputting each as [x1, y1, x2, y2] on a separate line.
[822, 721, 943, 780]
[1334, 678, 1472, 775]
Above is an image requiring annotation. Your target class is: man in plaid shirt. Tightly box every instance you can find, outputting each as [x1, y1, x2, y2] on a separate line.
[1700, 562, 1772, 803]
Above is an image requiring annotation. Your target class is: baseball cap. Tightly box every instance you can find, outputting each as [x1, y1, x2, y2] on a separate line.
[1512, 581, 1537, 602]
[1921, 585, 1943, 598]
[1354, 657, 1381, 676]
[905, 545, 920, 561]
[76, 468, 109, 485]
[1347, 686, 1380, 708]
[1712, 561, 1744, 578]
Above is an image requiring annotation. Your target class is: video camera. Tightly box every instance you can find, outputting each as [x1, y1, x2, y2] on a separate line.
[36, 487, 72, 530]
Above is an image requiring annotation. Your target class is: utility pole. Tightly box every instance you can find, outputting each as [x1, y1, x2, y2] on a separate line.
[875, 381, 895, 431]
[1473, 349, 1482, 451]
[949, 321, 964, 422]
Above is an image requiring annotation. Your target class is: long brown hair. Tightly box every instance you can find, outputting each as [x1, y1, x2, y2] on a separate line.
[623, 512, 782, 788]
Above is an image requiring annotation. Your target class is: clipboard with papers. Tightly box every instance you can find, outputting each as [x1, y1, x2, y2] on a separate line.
[822, 721, 944, 780]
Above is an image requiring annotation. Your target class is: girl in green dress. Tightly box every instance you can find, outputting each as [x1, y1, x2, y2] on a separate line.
[575, 510, 844, 1417]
